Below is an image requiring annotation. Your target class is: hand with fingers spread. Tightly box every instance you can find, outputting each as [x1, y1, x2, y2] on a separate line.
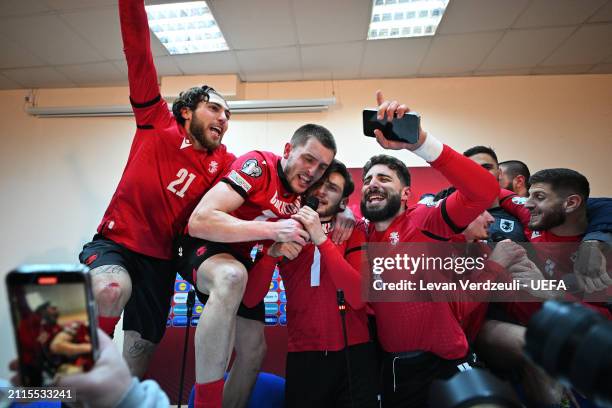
[272, 218, 310, 245]
[291, 206, 327, 246]
[373, 89, 427, 151]
[574, 240, 611, 293]
[268, 241, 304, 260]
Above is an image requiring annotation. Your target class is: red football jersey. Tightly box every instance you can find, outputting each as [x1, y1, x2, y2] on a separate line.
[279, 221, 370, 352]
[221, 151, 301, 260]
[97, 0, 235, 259]
[499, 190, 611, 324]
[365, 145, 499, 357]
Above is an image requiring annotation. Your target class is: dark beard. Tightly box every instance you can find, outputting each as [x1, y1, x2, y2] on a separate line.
[190, 117, 219, 151]
[360, 192, 402, 222]
[529, 207, 566, 230]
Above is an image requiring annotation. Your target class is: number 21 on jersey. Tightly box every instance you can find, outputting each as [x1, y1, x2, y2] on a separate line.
[167, 168, 196, 198]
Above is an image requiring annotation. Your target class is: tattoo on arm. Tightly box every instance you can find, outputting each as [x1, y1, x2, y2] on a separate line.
[128, 340, 156, 358]
[90, 265, 128, 277]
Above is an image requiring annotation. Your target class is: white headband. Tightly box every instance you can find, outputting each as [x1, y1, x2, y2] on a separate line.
[207, 90, 230, 112]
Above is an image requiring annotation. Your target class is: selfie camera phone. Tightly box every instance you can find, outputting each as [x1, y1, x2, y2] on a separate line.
[6, 264, 99, 387]
[363, 108, 420, 144]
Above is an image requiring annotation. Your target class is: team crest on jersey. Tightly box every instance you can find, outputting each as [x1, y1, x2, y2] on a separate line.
[209, 161, 219, 174]
[228, 170, 252, 192]
[389, 232, 400, 245]
[499, 219, 515, 233]
[241, 159, 262, 177]
[511, 196, 527, 205]
[531, 231, 541, 239]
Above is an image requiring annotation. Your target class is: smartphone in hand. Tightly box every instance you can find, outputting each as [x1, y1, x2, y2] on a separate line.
[6, 264, 99, 386]
[363, 108, 420, 144]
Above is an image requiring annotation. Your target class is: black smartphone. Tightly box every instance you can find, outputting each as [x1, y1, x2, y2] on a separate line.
[363, 108, 420, 144]
[6, 264, 99, 386]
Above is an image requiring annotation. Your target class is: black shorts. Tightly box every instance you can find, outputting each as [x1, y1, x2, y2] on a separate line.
[285, 342, 381, 408]
[174, 235, 265, 323]
[78, 234, 176, 343]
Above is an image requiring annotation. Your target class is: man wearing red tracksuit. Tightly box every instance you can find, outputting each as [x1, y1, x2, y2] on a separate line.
[323, 91, 500, 407]
[242, 160, 380, 407]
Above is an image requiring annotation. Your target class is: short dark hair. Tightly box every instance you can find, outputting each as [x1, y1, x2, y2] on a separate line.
[463, 146, 498, 164]
[499, 160, 531, 188]
[290, 124, 337, 154]
[362, 154, 411, 187]
[529, 168, 590, 201]
[326, 159, 355, 198]
[171, 85, 224, 126]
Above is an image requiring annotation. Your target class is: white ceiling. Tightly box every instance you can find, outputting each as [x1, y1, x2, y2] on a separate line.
[0, 0, 611, 89]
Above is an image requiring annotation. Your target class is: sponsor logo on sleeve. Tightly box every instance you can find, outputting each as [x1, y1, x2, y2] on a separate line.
[512, 196, 528, 205]
[241, 159, 263, 177]
[228, 170, 252, 192]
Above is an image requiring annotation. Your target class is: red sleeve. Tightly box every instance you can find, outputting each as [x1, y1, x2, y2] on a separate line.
[242, 254, 280, 308]
[119, 0, 173, 128]
[412, 145, 500, 237]
[499, 189, 532, 230]
[221, 151, 270, 199]
[318, 223, 367, 310]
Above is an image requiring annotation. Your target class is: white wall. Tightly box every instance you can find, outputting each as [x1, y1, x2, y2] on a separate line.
[1, 73, 611, 378]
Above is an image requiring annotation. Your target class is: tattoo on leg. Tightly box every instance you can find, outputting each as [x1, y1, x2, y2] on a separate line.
[91, 265, 127, 277]
[128, 340, 155, 358]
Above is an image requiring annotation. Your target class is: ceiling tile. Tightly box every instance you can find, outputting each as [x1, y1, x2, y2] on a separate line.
[152, 56, 183, 76]
[0, 72, 21, 89]
[236, 47, 301, 81]
[589, 63, 612, 73]
[0, 14, 104, 65]
[479, 27, 575, 70]
[55, 62, 127, 86]
[532, 64, 594, 74]
[60, 7, 123, 60]
[208, 0, 297, 49]
[0, 34, 46, 69]
[173, 51, 240, 75]
[2, 67, 74, 88]
[420, 31, 503, 74]
[438, 0, 530, 34]
[0, 0, 52, 17]
[301, 42, 364, 80]
[361, 37, 431, 78]
[589, 1, 612, 22]
[514, 0, 607, 28]
[293, 0, 370, 45]
[541, 23, 612, 66]
[45, 0, 116, 11]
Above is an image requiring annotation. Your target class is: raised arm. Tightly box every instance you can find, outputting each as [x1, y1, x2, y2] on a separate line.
[119, 0, 173, 127]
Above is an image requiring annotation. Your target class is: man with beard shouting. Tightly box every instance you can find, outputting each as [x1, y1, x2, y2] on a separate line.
[79, 0, 235, 377]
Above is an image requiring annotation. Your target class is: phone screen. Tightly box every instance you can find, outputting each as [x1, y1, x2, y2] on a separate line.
[7, 265, 97, 386]
[363, 109, 420, 144]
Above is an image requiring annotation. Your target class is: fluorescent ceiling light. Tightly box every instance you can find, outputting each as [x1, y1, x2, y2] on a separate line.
[367, 0, 449, 40]
[145, 1, 228, 54]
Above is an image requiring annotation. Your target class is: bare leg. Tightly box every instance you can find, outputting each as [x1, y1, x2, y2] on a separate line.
[90, 265, 132, 317]
[194, 253, 247, 383]
[223, 317, 266, 408]
[122, 330, 157, 378]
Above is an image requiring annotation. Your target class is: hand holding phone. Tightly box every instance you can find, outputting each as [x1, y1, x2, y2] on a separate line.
[363, 90, 425, 151]
[6, 264, 99, 387]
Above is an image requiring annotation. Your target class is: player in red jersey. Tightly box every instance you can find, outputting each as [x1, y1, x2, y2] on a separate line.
[78, 0, 235, 377]
[475, 168, 612, 406]
[241, 159, 380, 408]
[319, 91, 501, 407]
[183, 124, 337, 408]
